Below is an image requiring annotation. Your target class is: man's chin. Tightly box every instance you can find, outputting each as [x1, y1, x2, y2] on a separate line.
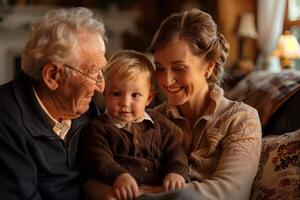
[68, 107, 89, 119]
[74, 112, 83, 118]
[76, 106, 89, 115]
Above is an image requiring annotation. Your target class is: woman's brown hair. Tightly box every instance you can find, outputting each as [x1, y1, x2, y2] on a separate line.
[149, 8, 229, 85]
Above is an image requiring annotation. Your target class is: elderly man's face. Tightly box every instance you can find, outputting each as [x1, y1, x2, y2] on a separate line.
[55, 32, 107, 119]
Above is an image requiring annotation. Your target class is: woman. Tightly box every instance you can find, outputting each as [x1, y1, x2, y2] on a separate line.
[140, 8, 262, 200]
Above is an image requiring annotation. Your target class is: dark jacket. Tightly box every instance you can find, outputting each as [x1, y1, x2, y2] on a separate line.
[84, 111, 189, 186]
[0, 72, 100, 200]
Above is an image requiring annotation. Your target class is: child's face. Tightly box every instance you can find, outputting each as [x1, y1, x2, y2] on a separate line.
[105, 72, 154, 123]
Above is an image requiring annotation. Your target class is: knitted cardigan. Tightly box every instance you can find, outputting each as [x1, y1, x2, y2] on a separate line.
[83, 111, 189, 186]
[155, 85, 262, 200]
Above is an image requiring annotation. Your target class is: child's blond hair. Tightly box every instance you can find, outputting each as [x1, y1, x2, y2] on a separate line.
[105, 50, 155, 89]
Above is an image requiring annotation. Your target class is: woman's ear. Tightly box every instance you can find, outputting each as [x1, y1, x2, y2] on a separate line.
[205, 61, 215, 79]
[42, 64, 61, 90]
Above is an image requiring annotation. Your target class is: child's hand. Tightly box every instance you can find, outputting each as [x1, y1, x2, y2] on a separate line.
[104, 189, 118, 200]
[113, 173, 138, 200]
[163, 173, 185, 191]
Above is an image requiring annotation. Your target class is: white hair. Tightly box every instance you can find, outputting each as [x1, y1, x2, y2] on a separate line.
[21, 7, 106, 80]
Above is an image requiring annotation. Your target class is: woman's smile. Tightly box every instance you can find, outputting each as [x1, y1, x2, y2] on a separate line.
[166, 86, 182, 93]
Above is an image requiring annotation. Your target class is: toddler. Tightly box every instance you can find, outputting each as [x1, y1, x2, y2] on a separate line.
[84, 50, 188, 200]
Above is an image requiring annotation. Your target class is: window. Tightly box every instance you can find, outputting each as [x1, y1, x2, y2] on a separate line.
[288, 0, 300, 21]
[285, 0, 300, 69]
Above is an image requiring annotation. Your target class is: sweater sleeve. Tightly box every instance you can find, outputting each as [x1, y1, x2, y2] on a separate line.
[152, 111, 189, 181]
[186, 106, 262, 200]
[83, 118, 128, 185]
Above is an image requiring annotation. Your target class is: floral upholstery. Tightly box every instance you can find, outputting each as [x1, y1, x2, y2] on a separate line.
[251, 130, 300, 200]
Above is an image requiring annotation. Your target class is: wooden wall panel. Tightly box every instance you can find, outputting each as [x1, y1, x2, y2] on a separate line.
[217, 0, 256, 66]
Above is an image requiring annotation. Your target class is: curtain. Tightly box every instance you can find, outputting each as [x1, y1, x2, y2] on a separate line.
[256, 0, 287, 71]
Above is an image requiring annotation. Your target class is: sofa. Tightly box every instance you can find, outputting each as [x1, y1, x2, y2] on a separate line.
[226, 69, 300, 200]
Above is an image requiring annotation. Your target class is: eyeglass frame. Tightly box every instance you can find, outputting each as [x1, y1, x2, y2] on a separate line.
[63, 64, 104, 83]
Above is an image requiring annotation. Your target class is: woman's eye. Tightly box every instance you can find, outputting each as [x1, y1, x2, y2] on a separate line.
[156, 68, 164, 72]
[112, 91, 121, 96]
[155, 65, 165, 72]
[173, 65, 186, 72]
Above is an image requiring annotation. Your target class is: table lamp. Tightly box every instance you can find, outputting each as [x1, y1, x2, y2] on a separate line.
[237, 12, 257, 59]
[273, 32, 300, 69]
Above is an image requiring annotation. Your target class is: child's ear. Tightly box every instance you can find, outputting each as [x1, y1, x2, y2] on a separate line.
[146, 89, 156, 106]
[42, 63, 61, 90]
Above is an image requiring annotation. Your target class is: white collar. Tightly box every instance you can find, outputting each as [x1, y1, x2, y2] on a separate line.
[104, 109, 154, 129]
[32, 87, 71, 139]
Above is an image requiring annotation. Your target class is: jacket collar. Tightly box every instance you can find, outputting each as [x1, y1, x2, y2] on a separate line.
[13, 71, 95, 139]
[104, 109, 154, 129]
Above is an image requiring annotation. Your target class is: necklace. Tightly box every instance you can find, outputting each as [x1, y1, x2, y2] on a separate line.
[192, 126, 205, 151]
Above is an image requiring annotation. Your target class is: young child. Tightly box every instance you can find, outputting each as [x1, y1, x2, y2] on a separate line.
[83, 50, 188, 200]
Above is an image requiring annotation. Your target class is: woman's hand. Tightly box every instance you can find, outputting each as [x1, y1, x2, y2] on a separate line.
[163, 173, 186, 191]
[113, 173, 138, 200]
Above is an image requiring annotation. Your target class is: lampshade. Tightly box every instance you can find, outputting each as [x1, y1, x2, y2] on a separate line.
[273, 32, 300, 59]
[238, 12, 257, 39]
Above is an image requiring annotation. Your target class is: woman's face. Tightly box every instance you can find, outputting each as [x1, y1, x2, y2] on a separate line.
[153, 39, 212, 106]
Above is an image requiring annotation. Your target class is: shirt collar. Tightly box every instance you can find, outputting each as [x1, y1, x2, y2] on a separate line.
[32, 87, 71, 139]
[104, 109, 154, 129]
[165, 85, 224, 124]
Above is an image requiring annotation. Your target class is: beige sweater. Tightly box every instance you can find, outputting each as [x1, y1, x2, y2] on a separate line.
[155, 85, 262, 200]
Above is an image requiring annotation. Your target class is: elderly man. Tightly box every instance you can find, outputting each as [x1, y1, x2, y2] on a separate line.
[0, 7, 107, 200]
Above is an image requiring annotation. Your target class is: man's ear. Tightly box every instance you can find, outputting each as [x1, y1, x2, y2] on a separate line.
[42, 63, 61, 90]
[146, 89, 156, 106]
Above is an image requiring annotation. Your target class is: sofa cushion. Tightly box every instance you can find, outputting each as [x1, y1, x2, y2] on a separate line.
[263, 90, 300, 135]
[251, 129, 300, 200]
[226, 69, 300, 128]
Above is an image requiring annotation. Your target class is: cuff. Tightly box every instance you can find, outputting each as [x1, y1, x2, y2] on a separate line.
[100, 163, 128, 185]
[166, 163, 189, 181]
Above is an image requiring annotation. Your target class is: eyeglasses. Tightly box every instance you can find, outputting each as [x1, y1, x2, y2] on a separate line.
[63, 64, 104, 83]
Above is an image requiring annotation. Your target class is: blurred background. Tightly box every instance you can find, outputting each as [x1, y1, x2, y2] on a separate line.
[0, 0, 300, 88]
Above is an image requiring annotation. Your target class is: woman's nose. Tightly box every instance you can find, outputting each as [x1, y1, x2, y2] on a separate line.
[161, 70, 176, 86]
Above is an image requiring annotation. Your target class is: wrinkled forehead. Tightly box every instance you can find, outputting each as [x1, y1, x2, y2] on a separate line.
[76, 33, 107, 70]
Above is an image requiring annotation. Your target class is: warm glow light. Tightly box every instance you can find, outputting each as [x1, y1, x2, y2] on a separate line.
[273, 32, 300, 68]
[273, 33, 300, 59]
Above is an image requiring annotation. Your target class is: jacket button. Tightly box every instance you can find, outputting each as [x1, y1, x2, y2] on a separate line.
[144, 166, 149, 172]
[135, 139, 140, 144]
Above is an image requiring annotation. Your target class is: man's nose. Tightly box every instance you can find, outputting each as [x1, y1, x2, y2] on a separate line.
[95, 79, 105, 93]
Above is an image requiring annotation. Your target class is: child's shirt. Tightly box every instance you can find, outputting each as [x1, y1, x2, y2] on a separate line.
[104, 109, 154, 133]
